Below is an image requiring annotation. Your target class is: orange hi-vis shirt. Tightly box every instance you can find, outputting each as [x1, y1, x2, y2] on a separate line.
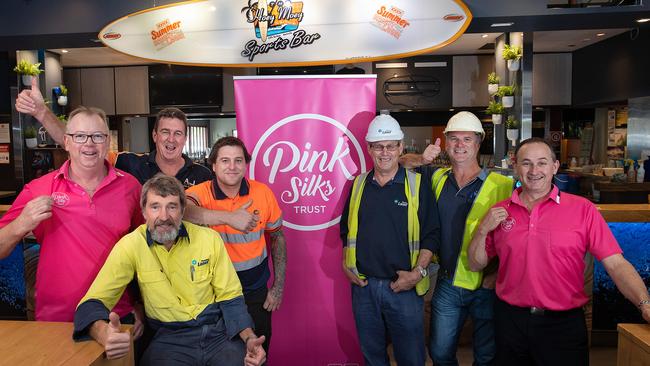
[186, 178, 283, 292]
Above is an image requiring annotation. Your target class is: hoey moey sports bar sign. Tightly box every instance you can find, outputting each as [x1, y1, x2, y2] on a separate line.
[99, 0, 472, 67]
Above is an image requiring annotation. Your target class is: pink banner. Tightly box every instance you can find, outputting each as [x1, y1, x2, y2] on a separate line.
[235, 75, 376, 365]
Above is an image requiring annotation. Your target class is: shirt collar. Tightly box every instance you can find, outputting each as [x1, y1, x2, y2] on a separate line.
[447, 167, 489, 182]
[211, 177, 250, 200]
[54, 159, 122, 181]
[511, 184, 561, 207]
[367, 166, 406, 186]
[146, 222, 189, 247]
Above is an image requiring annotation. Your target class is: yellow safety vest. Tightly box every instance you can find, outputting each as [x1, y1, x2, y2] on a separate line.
[432, 168, 513, 290]
[345, 169, 430, 296]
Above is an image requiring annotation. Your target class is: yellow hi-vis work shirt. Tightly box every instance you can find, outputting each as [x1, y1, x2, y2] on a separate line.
[77, 222, 245, 324]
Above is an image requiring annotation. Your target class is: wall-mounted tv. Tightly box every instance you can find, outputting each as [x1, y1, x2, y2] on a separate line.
[149, 64, 223, 109]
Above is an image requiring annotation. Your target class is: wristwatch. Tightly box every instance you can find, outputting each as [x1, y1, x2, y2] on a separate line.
[638, 299, 650, 309]
[415, 265, 428, 278]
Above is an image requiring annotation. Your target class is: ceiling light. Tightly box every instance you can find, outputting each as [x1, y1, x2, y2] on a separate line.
[481, 34, 488, 38]
[61, 49, 69, 53]
[449, 108, 455, 112]
[637, 18, 650, 23]
[582, 38, 590, 42]
[491, 22, 514, 27]
[596, 33, 605, 37]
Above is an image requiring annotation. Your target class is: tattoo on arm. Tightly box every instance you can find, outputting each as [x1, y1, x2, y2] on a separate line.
[269, 230, 287, 298]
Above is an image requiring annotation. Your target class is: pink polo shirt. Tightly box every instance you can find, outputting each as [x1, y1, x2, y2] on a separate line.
[0, 160, 143, 321]
[485, 186, 621, 311]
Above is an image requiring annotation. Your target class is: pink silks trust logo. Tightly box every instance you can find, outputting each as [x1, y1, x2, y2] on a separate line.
[51, 192, 70, 207]
[500, 216, 516, 232]
[249, 113, 367, 231]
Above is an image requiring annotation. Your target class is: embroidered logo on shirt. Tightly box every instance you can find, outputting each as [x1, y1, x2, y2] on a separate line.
[500, 216, 516, 231]
[51, 192, 70, 207]
[393, 199, 408, 207]
[197, 259, 209, 266]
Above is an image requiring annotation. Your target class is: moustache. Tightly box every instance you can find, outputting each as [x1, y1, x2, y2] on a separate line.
[154, 219, 175, 228]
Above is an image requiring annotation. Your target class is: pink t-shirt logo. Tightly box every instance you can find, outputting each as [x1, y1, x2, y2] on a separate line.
[501, 216, 516, 231]
[51, 192, 70, 207]
[248, 113, 366, 232]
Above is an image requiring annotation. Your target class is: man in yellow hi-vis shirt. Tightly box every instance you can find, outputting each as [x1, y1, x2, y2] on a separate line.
[72, 174, 265, 366]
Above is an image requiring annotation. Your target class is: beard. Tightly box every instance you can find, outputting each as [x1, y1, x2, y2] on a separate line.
[149, 219, 180, 244]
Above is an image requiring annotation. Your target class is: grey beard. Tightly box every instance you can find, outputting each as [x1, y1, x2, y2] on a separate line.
[150, 226, 179, 244]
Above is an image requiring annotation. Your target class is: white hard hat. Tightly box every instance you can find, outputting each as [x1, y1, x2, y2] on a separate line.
[366, 110, 404, 142]
[444, 111, 485, 139]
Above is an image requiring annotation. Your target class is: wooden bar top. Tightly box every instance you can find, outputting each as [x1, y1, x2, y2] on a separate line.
[617, 323, 650, 366]
[596, 204, 650, 222]
[0, 320, 133, 366]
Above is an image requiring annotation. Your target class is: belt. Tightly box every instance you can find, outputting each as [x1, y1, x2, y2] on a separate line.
[501, 299, 583, 317]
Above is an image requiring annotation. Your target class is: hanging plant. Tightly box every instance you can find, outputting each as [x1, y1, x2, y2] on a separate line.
[506, 115, 519, 130]
[502, 44, 522, 61]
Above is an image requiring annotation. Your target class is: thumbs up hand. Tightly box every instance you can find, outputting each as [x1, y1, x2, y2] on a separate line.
[102, 312, 131, 359]
[422, 138, 442, 164]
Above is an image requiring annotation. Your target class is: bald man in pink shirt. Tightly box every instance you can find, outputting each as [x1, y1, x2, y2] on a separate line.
[468, 138, 650, 366]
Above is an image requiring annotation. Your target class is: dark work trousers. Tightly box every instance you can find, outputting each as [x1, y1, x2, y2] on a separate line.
[494, 298, 588, 366]
[140, 320, 246, 366]
[246, 286, 272, 353]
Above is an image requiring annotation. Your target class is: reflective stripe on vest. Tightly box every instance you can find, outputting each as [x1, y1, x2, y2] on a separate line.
[432, 168, 513, 290]
[345, 170, 430, 296]
[231, 246, 268, 272]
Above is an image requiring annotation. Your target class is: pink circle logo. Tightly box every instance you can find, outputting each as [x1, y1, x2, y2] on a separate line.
[500, 216, 516, 232]
[51, 192, 70, 207]
[249, 113, 367, 231]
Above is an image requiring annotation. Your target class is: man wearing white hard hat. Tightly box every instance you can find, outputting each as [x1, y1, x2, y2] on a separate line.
[340, 111, 440, 365]
[402, 111, 513, 366]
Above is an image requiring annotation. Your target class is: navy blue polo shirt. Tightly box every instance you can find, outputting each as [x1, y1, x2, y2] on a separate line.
[340, 166, 440, 279]
[418, 166, 488, 276]
[114, 150, 213, 188]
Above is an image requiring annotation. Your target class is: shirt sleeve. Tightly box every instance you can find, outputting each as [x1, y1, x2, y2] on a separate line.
[485, 230, 496, 259]
[210, 234, 253, 338]
[585, 203, 622, 260]
[417, 173, 440, 253]
[339, 186, 352, 245]
[73, 238, 136, 339]
[185, 181, 207, 207]
[263, 185, 283, 233]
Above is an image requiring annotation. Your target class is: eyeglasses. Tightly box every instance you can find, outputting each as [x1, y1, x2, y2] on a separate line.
[370, 143, 400, 152]
[66, 133, 108, 144]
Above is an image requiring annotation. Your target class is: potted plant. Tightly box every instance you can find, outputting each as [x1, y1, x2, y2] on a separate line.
[497, 85, 516, 108]
[502, 44, 522, 71]
[24, 126, 38, 148]
[487, 72, 500, 95]
[485, 100, 505, 124]
[505, 115, 520, 146]
[57, 84, 68, 106]
[13, 60, 43, 86]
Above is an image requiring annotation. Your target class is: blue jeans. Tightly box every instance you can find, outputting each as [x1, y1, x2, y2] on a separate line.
[352, 277, 425, 366]
[429, 277, 496, 366]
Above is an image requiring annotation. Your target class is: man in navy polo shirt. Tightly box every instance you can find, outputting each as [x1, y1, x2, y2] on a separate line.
[340, 111, 440, 365]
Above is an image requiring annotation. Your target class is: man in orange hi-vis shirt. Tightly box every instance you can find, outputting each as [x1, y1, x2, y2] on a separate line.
[186, 136, 286, 354]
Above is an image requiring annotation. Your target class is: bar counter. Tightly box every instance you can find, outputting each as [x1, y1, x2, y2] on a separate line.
[596, 204, 650, 222]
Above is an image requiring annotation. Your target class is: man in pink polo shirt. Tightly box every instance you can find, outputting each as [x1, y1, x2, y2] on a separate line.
[468, 137, 650, 366]
[0, 106, 143, 333]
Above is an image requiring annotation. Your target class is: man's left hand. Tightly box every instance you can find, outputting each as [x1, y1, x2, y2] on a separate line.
[263, 286, 283, 312]
[390, 270, 420, 293]
[131, 303, 145, 340]
[244, 335, 266, 366]
[481, 272, 497, 289]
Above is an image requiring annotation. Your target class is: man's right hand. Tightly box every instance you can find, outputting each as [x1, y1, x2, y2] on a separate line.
[227, 200, 259, 233]
[478, 207, 509, 236]
[341, 258, 367, 287]
[15, 196, 53, 234]
[102, 312, 131, 360]
[15, 76, 47, 120]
